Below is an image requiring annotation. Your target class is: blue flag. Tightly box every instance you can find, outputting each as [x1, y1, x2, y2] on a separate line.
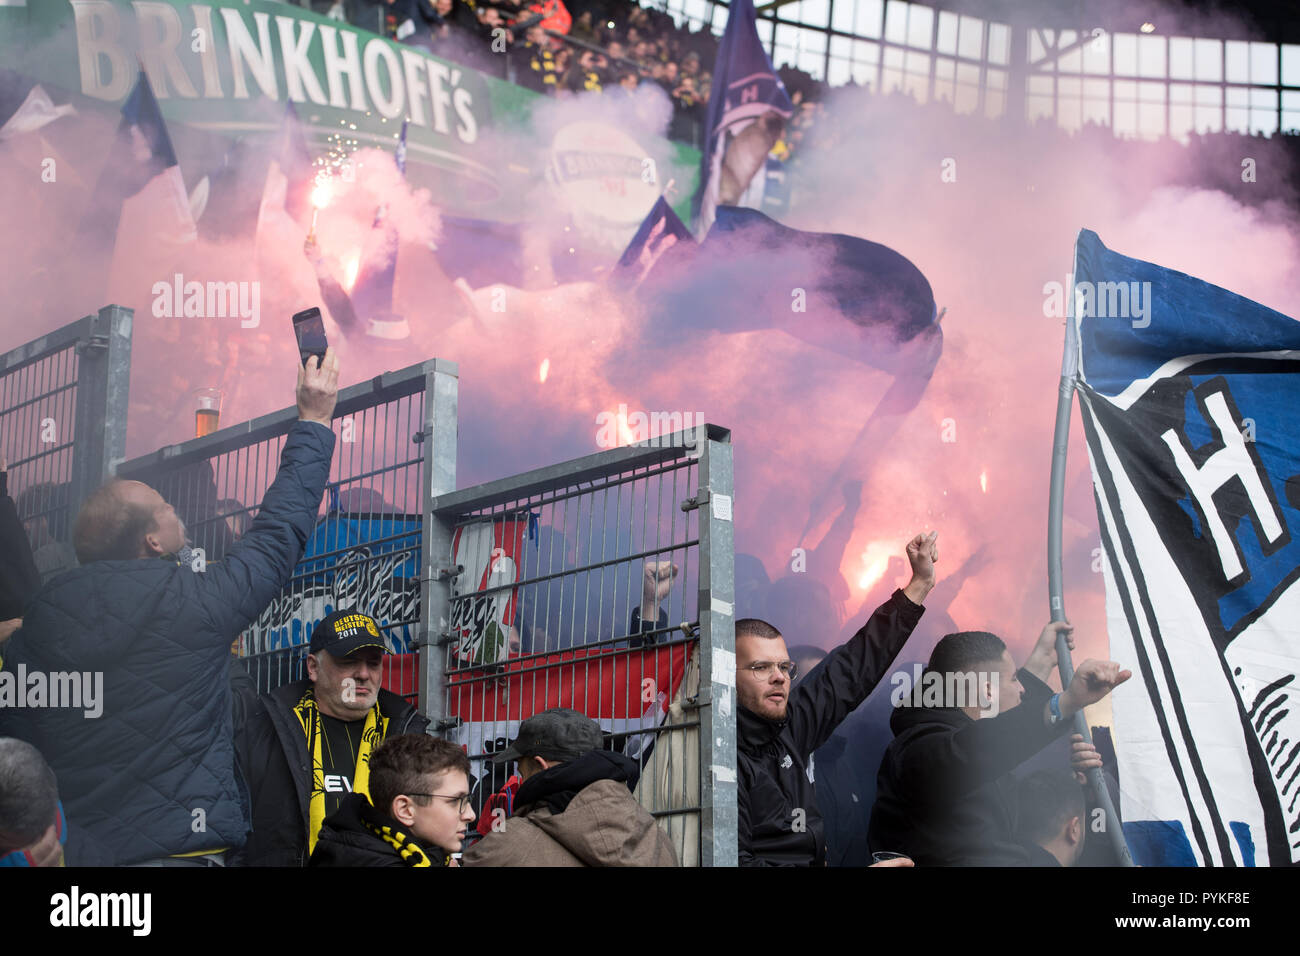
[641, 206, 939, 377]
[613, 196, 695, 288]
[691, 0, 793, 236]
[1070, 228, 1300, 866]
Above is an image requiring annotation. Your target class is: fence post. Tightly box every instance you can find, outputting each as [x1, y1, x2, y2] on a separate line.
[418, 358, 459, 726]
[696, 425, 737, 866]
[70, 304, 132, 513]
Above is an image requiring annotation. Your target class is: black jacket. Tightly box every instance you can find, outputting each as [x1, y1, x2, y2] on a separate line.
[868, 669, 1068, 866]
[738, 589, 924, 866]
[0, 471, 41, 618]
[233, 676, 429, 866]
[309, 792, 447, 867]
[0, 421, 334, 865]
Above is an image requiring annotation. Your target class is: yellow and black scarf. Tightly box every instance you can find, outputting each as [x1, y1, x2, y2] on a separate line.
[293, 689, 388, 855]
[360, 817, 448, 868]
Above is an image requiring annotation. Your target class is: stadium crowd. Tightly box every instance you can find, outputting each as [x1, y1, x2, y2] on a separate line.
[278, 0, 826, 154]
[0, 348, 1127, 868]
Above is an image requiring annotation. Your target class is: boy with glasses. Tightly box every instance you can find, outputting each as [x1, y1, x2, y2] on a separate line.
[737, 531, 937, 866]
[310, 734, 475, 867]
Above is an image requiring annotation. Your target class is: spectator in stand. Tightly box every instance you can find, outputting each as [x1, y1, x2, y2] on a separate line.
[0, 350, 340, 866]
[738, 532, 937, 866]
[14, 481, 75, 579]
[0, 454, 40, 644]
[569, 9, 596, 42]
[0, 737, 113, 867]
[310, 734, 476, 867]
[1016, 769, 1087, 867]
[234, 609, 431, 866]
[613, 68, 639, 94]
[868, 625, 1129, 866]
[565, 48, 603, 92]
[463, 708, 676, 866]
[512, 24, 560, 92]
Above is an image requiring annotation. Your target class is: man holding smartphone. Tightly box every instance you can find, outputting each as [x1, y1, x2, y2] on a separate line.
[0, 349, 340, 866]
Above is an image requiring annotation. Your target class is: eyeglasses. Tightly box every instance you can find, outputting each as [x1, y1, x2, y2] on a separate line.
[742, 660, 798, 680]
[407, 793, 472, 813]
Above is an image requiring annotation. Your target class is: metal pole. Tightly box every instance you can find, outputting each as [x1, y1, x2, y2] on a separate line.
[694, 425, 737, 867]
[71, 305, 133, 512]
[1048, 251, 1134, 866]
[418, 359, 458, 727]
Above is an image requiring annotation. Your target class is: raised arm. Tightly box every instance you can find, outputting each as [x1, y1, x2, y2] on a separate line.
[193, 350, 340, 639]
[785, 532, 936, 756]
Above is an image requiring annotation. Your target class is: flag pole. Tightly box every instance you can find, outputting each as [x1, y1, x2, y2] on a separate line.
[1048, 244, 1135, 866]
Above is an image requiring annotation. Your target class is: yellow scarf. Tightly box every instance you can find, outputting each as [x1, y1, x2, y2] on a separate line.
[294, 689, 388, 855]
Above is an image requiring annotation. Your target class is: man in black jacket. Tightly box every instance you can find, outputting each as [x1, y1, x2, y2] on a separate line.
[234, 609, 430, 866]
[310, 733, 475, 867]
[868, 624, 1129, 865]
[0, 351, 339, 866]
[737, 531, 938, 866]
[0, 455, 41, 646]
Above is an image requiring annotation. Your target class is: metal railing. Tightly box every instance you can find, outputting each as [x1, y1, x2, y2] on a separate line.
[114, 359, 459, 701]
[0, 305, 132, 581]
[425, 424, 736, 866]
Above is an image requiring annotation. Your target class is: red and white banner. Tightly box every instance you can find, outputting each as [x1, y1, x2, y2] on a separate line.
[448, 517, 530, 666]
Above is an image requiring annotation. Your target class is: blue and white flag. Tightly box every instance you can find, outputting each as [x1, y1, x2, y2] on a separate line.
[690, 0, 792, 238]
[1070, 228, 1300, 866]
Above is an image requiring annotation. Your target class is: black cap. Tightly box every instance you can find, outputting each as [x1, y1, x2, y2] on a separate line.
[492, 708, 603, 764]
[309, 610, 388, 658]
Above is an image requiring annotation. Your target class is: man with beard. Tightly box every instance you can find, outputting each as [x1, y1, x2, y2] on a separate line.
[737, 531, 937, 866]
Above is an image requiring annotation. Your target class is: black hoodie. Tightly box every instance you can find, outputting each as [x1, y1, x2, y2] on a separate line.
[738, 589, 923, 866]
[868, 668, 1068, 865]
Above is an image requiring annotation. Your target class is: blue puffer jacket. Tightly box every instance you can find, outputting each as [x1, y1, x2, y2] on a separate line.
[0, 421, 335, 865]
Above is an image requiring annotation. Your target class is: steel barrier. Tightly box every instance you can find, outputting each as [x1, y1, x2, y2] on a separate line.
[0, 305, 132, 581]
[114, 359, 459, 702]
[426, 424, 736, 866]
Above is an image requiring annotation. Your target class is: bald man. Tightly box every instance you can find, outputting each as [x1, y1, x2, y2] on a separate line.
[0, 351, 340, 865]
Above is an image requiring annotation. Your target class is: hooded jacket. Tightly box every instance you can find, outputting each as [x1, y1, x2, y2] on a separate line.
[462, 750, 677, 867]
[232, 676, 428, 867]
[738, 589, 923, 866]
[0, 421, 335, 864]
[309, 792, 448, 867]
[868, 668, 1068, 866]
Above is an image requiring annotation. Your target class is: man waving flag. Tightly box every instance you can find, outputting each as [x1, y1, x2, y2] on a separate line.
[1068, 229, 1300, 866]
[690, 0, 792, 238]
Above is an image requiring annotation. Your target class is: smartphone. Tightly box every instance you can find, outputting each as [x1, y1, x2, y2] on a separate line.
[292, 307, 328, 368]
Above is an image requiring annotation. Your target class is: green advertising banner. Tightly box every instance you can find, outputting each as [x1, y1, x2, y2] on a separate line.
[0, 0, 699, 228]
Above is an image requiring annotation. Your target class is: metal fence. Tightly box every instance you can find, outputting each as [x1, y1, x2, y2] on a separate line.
[425, 425, 737, 866]
[0, 305, 132, 581]
[114, 359, 459, 702]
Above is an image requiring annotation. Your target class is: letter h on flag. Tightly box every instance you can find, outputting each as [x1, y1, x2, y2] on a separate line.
[1067, 228, 1300, 866]
[690, 0, 792, 238]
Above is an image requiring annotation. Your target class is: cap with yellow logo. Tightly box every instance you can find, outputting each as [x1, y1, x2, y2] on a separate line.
[308, 610, 388, 657]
